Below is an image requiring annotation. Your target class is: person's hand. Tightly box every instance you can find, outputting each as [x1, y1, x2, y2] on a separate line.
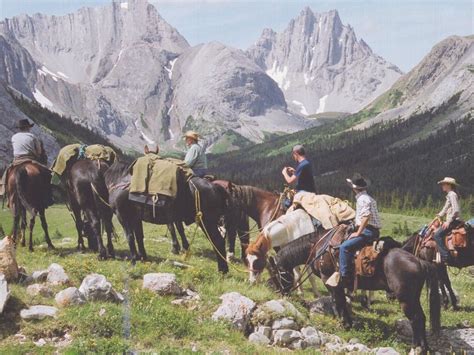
[287, 167, 295, 173]
[442, 222, 450, 230]
[281, 167, 288, 175]
[349, 232, 360, 239]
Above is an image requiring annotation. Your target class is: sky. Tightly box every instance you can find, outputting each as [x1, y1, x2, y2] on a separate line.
[0, 0, 472, 72]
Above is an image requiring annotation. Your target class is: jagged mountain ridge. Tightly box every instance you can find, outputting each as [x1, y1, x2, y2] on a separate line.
[247, 7, 403, 115]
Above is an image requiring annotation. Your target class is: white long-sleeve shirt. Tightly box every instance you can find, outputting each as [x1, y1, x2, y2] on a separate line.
[438, 191, 460, 223]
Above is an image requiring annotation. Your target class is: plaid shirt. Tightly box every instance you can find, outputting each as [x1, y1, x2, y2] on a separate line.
[438, 191, 460, 223]
[355, 191, 382, 229]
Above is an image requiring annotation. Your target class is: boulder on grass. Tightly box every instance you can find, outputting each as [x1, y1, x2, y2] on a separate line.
[20, 305, 58, 320]
[142, 273, 182, 295]
[0, 237, 19, 281]
[273, 329, 302, 347]
[79, 274, 124, 303]
[46, 263, 69, 285]
[0, 274, 10, 314]
[252, 299, 304, 326]
[26, 284, 54, 297]
[248, 332, 271, 345]
[212, 292, 256, 331]
[55, 287, 86, 307]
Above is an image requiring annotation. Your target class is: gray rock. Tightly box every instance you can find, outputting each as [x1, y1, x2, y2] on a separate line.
[34, 338, 47, 347]
[26, 283, 54, 297]
[0, 236, 19, 281]
[32, 270, 49, 283]
[307, 296, 336, 316]
[344, 343, 371, 352]
[373, 347, 400, 355]
[289, 338, 307, 350]
[46, 263, 69, 285]
[248, 332, 270, 345]
[395, 318, 413, 338]
[442, 328, 474, 351]
[252, 299, 304, 326]
[349, 337, 361, 344]
[142, 273, 183, 296]
[272, 317, 298, 330]
[79, 274, 124, 303]
[20, 305, 58, 320]
[301, 326, 324, 348]
[255, 325, 272, 339]
[55, 287, 86, 307]
[211, 292, 256, 331]
[273, 329, 302, 346]
[0, 274, 9, 314]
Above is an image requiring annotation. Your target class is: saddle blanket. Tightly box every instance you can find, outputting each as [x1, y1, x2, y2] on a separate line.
[288, 192, 356, 230]
[129, 153, 192, 198]
[262, 209, 316, 247]
[51, 144, 116, 176]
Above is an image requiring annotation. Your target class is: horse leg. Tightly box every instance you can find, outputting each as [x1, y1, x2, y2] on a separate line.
[294, 266, 304, 295]
[85, 209, 106, 259]
[439, 282, 450, 310]
[168, 223, 181, 254]
[11, 201, 21, 246]
[28, 212, 37, 252]
[20, 206, 27, 247]
[134, 220, 147, 261]
[439, 265, 458, 310]
[71, 201, 86, 251]
[39, 210, 54, 249]
[400, 299, 425, 353]
[227, 225, 237, 261]
[333, 286, 352, 329]
[103, 216, 115, 259]
[202, 218, 228, 273]
[175, 221, 189, 251]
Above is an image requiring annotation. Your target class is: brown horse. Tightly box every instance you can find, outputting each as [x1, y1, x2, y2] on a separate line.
[7, 162, 55, 251]
[268, 231, 441, 353]
[64, 159, 115, 259]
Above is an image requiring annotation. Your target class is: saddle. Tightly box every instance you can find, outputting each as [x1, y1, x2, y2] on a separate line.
[445, 222, 470, 251]
[355, 241, 385, 277]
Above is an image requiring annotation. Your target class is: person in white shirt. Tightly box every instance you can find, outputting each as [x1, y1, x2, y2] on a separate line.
[339, 173, 382, 288]
[434, 177, 461, 264]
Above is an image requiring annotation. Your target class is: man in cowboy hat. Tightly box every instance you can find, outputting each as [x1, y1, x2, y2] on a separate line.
[339, 173, 382, 288]
[434, 177, 461, 264]
[183, 130, 207, 178]
[0, 119, 46, 195]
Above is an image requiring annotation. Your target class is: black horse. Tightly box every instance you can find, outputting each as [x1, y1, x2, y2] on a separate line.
[104, 160, 230, 272]
[268, 232, 440, 353]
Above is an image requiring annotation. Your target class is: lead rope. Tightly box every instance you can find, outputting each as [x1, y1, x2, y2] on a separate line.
[188, 179, 247, 274]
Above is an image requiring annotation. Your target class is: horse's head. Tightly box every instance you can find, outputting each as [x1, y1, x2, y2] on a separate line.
[144, 145, 159, 155]
[244, 232, 271, 284]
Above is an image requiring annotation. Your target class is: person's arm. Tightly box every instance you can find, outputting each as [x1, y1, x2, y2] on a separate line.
[184, 145, 199, 168]
[351, 216, 370, 238]
[351, 198, 371, 238]
[281, 167, 297, 184]
[448, 192, 460, 222]
[437, 197, 449, 218]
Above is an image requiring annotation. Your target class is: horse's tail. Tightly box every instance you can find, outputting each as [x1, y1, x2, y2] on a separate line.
[420, 260, 441, 334]
[14, 165, 35, 213]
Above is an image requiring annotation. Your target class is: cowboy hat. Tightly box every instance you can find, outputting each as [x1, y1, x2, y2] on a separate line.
[17, 119, 34, 129]
[183, 130, 199, 141]
[346, 173, 369, 190]
[437, 177, 458, 186]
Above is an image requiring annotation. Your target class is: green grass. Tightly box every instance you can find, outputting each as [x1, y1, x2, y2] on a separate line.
[0, 206, 473, 353]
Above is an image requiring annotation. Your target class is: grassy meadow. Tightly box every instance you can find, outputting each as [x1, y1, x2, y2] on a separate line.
[0, 205, 473, 353]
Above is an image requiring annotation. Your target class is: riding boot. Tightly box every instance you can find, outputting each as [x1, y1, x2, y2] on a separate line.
[340, 275, 354, 292]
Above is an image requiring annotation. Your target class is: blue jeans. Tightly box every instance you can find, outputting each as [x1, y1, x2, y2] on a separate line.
[434, 226, 451, 262]
[339, 227, 378, 277]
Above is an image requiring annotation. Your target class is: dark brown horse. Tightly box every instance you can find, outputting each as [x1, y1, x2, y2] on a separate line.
[64, 159, 115, 259]
[7, 162, 55, 251]
[267, 231, 441, 353]
[104, 160, 230, 272]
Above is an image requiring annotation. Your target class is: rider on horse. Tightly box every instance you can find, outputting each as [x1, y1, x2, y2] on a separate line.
[0, 119, 47, 197]
[434, 177, 461, 264]
[339, 173, 381, 288]
[183, 131, 207, 178]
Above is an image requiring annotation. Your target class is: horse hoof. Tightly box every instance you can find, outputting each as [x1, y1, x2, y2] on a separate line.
[48, 244, 55, 250]
[29, 247, 34, 252]
[171, 248, 180, 255]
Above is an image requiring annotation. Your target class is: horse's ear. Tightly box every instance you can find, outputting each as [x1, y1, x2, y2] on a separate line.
[144, 145, 149, 154]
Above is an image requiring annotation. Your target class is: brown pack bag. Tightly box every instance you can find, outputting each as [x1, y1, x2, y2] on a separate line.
[355, 245, 380, 277]
[449, 227, 468, 248]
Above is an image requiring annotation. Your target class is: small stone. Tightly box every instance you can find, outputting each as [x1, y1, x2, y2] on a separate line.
[255, 326, 272, 339]
[272, 317, 298, 330]
[395, 318, 412, 338]
[325, 342, 344, 352]
[14, 333, 27, 343]
[26, 284, 54, 297]
[142, 273, 183, 295]
[301, 326, 318, 338]
[47, 263, 69, 285]
[273, 329, 302, 346]
[344, 343, 370, 352]
[0, 274, 9, 314]
[99, 308, 106, 317]
[252, 299, 304, 326]
[307, 296, 336, 316]
[212, 292, 256, 331]
[373, 347, 400, 355]
[32, 270, 48, 282]
[34, 338, 47, 347]
[289, 338, 307, 350]
[79, 274, 123, 303]
[349, 337, 361, 344]
[55, 287, 86, 307]
[248, 332, 270, 345]
[20, 305, 58, 320]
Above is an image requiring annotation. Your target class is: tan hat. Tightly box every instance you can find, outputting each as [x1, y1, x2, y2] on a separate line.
[183, 130, 199, 141]
[437, 177, 458, 186]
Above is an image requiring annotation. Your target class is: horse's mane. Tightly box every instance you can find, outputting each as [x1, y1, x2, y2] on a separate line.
[231, 185, 255, 207]
[246, 232, 272, 257]
[275, 231, 321, 271]
[104, 160, 129, 185]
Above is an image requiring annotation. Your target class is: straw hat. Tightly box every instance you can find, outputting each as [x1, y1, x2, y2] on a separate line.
[183, 131, 199, 141]
[346, 173, 369, 190]
[437, 177, 458, 186]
